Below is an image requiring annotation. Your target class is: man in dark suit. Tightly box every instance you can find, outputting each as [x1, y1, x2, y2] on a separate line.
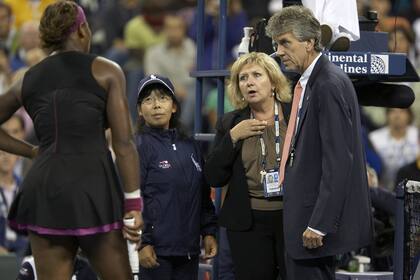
[266, 6, 373, 279]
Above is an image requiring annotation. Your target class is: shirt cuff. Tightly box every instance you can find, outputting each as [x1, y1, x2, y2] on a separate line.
[307, 227, 326, 236]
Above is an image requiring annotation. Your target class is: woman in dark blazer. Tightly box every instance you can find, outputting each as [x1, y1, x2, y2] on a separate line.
[204, 52, 291, 280]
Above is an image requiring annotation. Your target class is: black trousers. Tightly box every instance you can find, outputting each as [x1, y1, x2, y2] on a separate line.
[285, 253, 336, 280]
[139, 255, 199, 280]
[226, 209, 285, 280]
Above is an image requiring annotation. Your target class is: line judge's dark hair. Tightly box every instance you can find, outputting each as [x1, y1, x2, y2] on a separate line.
[39, 0, 79, 52]
[136, 84, 189, 139]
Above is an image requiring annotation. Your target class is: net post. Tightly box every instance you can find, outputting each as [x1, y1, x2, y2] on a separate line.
[394, 179, 406, 280]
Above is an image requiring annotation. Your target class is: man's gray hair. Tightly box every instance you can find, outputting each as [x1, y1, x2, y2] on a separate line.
[266, 5, 322, 52]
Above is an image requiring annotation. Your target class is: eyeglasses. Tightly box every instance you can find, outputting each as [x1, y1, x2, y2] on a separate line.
[141, 94, 172, 105]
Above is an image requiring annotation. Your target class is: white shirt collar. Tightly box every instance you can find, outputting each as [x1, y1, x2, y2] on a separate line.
[299, 53, 322, 89]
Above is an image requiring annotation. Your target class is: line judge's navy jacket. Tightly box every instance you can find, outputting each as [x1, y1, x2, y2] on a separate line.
[136, 126, 217, 257]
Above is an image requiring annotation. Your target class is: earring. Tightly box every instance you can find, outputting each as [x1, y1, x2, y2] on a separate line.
[241, 97, 245, 101]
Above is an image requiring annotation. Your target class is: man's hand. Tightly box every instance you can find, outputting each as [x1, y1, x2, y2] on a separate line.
[139, 245, 160, 269]
[302, 229, 323, 249]
[202, 235, 218, 259]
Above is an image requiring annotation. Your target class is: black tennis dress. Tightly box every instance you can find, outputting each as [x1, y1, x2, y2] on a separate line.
[8, 51, 124, 235]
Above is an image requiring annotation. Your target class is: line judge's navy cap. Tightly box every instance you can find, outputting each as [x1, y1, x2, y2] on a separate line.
[137, 74, 176, 101]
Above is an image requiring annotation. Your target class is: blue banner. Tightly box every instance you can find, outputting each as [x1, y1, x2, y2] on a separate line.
[325, 52, 406, 76]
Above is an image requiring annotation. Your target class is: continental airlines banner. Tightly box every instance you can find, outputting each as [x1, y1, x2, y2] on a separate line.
[326, 52, 406, 76]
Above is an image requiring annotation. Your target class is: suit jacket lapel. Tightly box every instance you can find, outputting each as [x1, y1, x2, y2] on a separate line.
[307, 54, 328, 87]
[294, 87, 311, 140]
[293, 54, 327, 142]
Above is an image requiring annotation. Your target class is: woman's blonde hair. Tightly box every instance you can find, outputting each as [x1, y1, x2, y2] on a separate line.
[227, 52, 291, 109]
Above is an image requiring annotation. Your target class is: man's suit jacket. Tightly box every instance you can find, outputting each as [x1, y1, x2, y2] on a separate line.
[204, 104, 291, 231]
[282, 54, 373, 259]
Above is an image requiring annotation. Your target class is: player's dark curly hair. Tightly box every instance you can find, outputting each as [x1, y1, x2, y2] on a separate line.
[39, 1, 78, 52]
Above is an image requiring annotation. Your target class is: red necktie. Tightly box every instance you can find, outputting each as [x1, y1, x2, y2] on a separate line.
[279, 81, 302, 185]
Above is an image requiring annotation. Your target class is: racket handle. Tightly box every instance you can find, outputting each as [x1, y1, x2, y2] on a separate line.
[123, 217, 140, 275]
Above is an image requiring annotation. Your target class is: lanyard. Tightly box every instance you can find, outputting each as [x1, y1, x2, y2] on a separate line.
[251, 101, 281, 171]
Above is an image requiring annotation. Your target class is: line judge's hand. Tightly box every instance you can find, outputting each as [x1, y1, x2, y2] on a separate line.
[139, 245, 160, 269]
[230, 119, 267, 144]
[302, 229, 323, 249]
